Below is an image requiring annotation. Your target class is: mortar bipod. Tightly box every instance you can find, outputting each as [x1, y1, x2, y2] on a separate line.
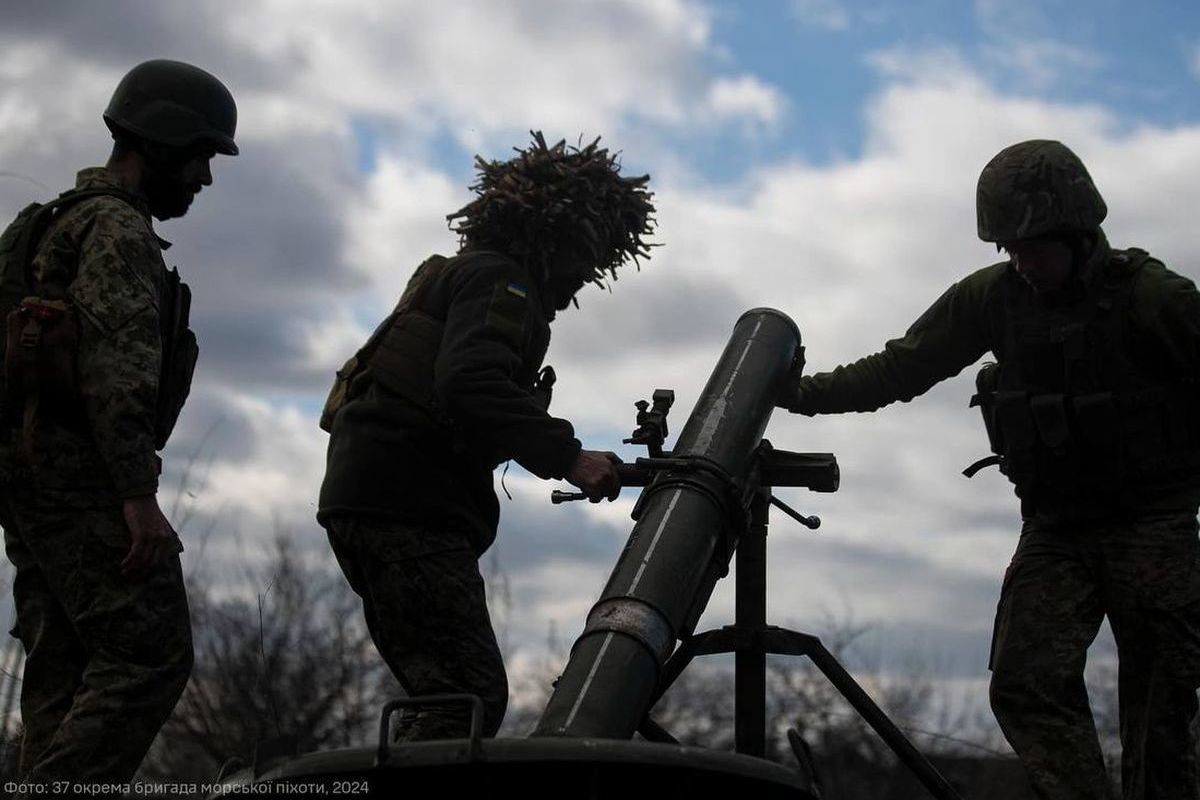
[631, 452, 963, 800]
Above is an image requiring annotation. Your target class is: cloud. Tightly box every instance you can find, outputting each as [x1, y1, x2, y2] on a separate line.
[164, 389, 329, 531]
[342, 153, 467, 304]
[213, 0, 770, 146]
[973, 0, 1050, 37]
[703, 74, 787, 132]
[981, 38, 1104, 92]
[790, 0, 851, 31]
[972, 0, 1104, 91]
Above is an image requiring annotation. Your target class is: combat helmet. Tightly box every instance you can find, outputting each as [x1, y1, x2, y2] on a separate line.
[976, 139, 1105, 243]
[104, 59, 238, 156]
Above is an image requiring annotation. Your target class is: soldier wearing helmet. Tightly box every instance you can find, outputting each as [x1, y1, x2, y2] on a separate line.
[780, 140, 1200, 798]
[0, 59, 237, 783]
[317, 132, 655, 741]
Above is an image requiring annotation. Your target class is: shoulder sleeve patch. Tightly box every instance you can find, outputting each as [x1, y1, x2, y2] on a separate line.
[67, 232, 160, 337]
[486, 279, 529, 348]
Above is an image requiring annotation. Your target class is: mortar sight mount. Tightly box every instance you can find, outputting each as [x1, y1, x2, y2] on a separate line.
[554, 387, 833, 531]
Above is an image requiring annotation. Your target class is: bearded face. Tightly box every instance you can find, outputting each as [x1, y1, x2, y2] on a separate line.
[142, 146, 214, 221]
[548, 236, 612, 311]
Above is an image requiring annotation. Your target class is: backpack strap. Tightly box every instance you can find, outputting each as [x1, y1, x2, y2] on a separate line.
[6, 187, 139, 300]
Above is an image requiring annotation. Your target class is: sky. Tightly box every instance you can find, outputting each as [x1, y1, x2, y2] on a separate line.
[3, 0, 1200, 740]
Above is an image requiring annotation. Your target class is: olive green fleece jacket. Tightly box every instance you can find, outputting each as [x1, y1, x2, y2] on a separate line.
[318, 250, 582, 553]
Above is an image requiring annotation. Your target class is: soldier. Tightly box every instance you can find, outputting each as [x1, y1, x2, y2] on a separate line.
[318, 132, 655, 741]
[0, 60, 237, 783]
[779, 140, 1200, 799]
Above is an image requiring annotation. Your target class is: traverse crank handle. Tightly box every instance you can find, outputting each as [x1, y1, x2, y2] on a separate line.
[769, 495, 820, 530]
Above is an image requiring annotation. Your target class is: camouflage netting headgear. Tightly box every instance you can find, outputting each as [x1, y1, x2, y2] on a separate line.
[976, 139, 1106, 243]
[447, 132, 656, 287]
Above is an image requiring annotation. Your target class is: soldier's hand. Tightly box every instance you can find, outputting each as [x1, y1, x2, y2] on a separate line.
[566, 450, 622, 502]
[776, 371, 811, 414]
[775, 347, 808, 413]
[121, 494, 181, 581]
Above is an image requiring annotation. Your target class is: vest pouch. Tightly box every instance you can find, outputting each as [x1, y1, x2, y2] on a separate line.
[319, 307, 407, 434]
[970, 363, 1003, 455]
[3, 297, 82, 450]
[365, 311, 445, 410]
[154, 327, 197, 449]
[993, 390, 1036, 486]
[154, 270, 198, 450]
[319, 353, 360, 433]
[6, 298, 80, 398]
[1072, 392, 1122, 481]
[1030, 394, 1074, 489]
[1029, 394, 1070, 450]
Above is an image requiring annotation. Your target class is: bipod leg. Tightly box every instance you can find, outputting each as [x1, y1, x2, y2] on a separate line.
[636, 631, 706, 740]
[653, 643, 693, 704]
[637, 716, 680, 744]
[799, 636, 964, 800]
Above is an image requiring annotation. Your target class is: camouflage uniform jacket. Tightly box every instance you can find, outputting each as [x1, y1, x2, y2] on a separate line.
[318, 250, 582, 554]
[794, 232, 1200, 513]
[20, 167, 171, 505]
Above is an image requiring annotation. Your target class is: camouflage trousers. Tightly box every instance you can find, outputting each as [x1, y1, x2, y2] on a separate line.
[325, 516, 507, 741]
[989, 511, 1200, 800]
[0, 492, 193, 785]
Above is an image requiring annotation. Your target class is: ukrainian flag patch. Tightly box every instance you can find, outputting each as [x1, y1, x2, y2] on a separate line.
[487, 279, 529, 347]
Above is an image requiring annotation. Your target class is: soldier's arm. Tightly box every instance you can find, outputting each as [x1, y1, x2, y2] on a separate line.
[1130, 260, 1200, 375]
[791, 264, 1001, 415]
[434, 258, 582, 480]
[67, 201, 163, 497]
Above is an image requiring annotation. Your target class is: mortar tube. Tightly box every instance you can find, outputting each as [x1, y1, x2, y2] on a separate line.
[534, 308, 800, 738]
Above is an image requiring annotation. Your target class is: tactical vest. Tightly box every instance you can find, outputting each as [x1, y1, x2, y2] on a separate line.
[0, 188, 197, 453]
[319, 252, 556, 434]
[320, 254, 451, 432]
[970, 249, 1200, 501]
